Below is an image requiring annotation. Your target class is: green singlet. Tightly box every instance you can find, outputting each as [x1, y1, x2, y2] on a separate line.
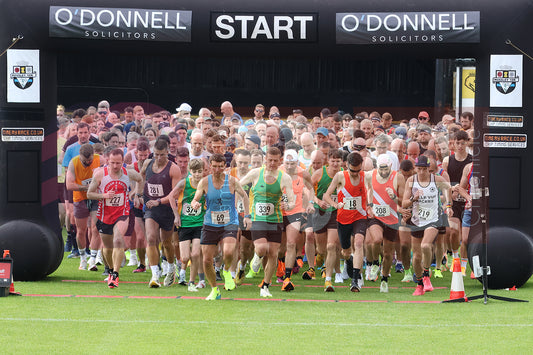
[179, 177, 205, 227]
[314, 166, 337, 212]
[250, 167, 283, 223]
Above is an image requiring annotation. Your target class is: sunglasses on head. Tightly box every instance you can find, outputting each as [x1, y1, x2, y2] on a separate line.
[353, 144, 366, 151]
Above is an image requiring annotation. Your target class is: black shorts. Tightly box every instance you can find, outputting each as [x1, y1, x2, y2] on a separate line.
[282, 213, 304, 230]
[238, 215, 252, 241]
[144, 205, 174, 231]
[407, 220, 441, 239]
[337, 219, 367, 250]
[368, 218, 399, 242]
[313, 209, 338, 234]
[132, 207, 144, 218]
[125, 211, 135, 237]
[451, 201, 466, 223]
[96, 215, 129, 235]
[179, 226, 202, 242]
[201, 225, 238, 245]
[251, 221, 283, 243]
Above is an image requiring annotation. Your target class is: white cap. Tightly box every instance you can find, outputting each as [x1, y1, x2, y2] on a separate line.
[176, 103, 192, 112]
[377, 154, 392, 168]
[284, 149, 298, 162]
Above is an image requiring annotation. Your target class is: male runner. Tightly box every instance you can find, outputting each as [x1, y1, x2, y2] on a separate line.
[190, 154, 251, 300]
[239, 147, 295, 297]
[87, 148, 142, 288]
[139, 139, 182, 288]
[324, 152, 373, 292]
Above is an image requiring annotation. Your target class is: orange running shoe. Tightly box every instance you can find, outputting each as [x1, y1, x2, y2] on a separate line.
[302, 268, 316, 280]
[276, 260, 285, 278]
[296, 258, 304, 268]
[281, 277, 295, 292]
[412, 284, 425, 296]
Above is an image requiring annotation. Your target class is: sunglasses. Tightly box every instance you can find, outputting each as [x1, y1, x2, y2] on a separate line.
[353, 144, 366, 151]
[98, 111, 107, 115]
[255, 109, 264, 112]
[349, 167, 361, 173]
[418, 117, 429, 120]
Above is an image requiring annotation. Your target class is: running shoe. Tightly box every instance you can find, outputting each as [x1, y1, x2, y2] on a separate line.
[334, 273, 344, 284]
[235, 269, 246, 286]
[127, 253, 138, 267]
[88, 257, 98, 271]
[188, 283, 198, 292]
[369, 265, 380, 282]
[196, 280, 206, 289]
[461, 266, 467, 277]
[276, 260, 285, 279]
[178, 272, 187, 286]
[108, 274, 119, 289]
[223, 269, 236, 291]
[133, 265, 146, 273]
[324, 280, 335, 292]
[79, 257, 87, 270]
[350, 278, 360, 292]
[260, 285, 272, 298]
[412, 284, 425, 296]
[296, 257, 304, 268]
[95, 251, 104, 265]
[434, 269, 443, 278]
[163, 270, 175, 287]
[102, 266, 110, 276]
[358, 273, 364, 289]
[276, 277, 284, 283]
[321, 268, 327, 279]
[245, 269, 258, 279]
[251, 253, 263, 273]
[401, 269, 413, 283]
[380, 280, 388, 293]
[341, 261, 349, 280]
[149, 272, 161, 288]
[67, 250, 80, 259]
[205, 287, 221, 300]
[302, 268, 316, 280]
[395, 263, 404, 273]
[292, 265, 300, 275]
[422, 276, 434, 292]
[281, 277, 294, 292]
[257, 280, 265, 288]
[365, 265, 371, 281]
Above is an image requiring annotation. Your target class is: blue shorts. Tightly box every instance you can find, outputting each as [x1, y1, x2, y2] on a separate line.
[462, 209, 472, 228]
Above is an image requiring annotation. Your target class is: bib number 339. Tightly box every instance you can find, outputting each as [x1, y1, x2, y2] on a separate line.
[256, 203, 274, 216]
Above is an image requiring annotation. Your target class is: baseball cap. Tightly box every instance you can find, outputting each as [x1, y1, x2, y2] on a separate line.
[415, 155, 430, 167]
[417, 124, 432, 134]
[175, 124, 187, 132]
[371, 116, 381, 122]
[280, 128, 293, 142]
[238, 126, 248, 134]
[418, 111, 429, 119]
[316, 127, 328, 136]
[395, 126, 407, 139]
[377, 154, 392, 168]
[270, 112, 281, 119]
[283, 149, 298, 162]
[246, 135, 261, 147]
[176, 103, 192, 112]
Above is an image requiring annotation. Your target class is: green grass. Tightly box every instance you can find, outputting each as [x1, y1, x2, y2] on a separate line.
[1, 252, 532, 354]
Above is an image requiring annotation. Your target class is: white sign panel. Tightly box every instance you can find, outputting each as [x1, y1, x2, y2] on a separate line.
[483, 133, 527, 148]
[2, 128, 44, 142]
[490, 54, 522, 107]
[7, 49, 40, 103]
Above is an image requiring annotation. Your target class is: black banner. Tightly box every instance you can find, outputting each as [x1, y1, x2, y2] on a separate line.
[49, 6, 192, 42]
[336, 11, 480, 44]
[210, 12, 318, 42]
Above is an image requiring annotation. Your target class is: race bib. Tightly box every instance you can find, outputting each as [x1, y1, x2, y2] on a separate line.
[256, 202, 274, 216]
[373, 204, 390, 217]
[183, 203, 201, 216]
[106, 194, 124, 207]
[147, 183, 164, 197]
[281, 194, 288, 203]
[81, 178, 92, 186]
[211, 210, 230, 224]
[418, 206, 434, 220]
[343, 196, 361, 211]
[237, 200, 245, 213]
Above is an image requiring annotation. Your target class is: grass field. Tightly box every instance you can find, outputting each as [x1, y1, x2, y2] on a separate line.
[2, 251, 532, 354]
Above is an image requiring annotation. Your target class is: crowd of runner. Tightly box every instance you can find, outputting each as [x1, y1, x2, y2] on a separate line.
[56, 100, 477, 299]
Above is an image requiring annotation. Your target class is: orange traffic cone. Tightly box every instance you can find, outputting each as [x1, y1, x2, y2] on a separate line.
[442, 258, 468, 303]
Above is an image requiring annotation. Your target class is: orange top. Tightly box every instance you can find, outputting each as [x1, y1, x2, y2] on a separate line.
[337, 170, 367, 224]
[281, 166, 305, 216]
[72, 155, 101, 202]
[371, 170, 399, 225]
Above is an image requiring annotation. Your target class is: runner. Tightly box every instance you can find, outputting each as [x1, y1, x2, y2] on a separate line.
[190, 153, 251, 300]
[239, 147, 295, 297]
[87, 148, 143, 288]
[139, 138, 182, 288]
[402, 156, 453, 296]
[324, 152, 373, 292]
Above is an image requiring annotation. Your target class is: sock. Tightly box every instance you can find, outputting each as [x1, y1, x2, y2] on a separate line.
[397, 261, 403, 266]
[285, 267, 292, 279]
[418, 278, 423, 285]
[325, 276, 331, 282]
[423, 268, 430, 277]
[90, 249, 97, 258]
[199, 273, 205, 281]
[113, 271, 119, 278]
[215, 266, 221, 272]
[179, 269, 186, 278]
[139, 263, 145, 269]
[263, 282, 269, 288]
[353, 268, 360, 281]
[452, 250, 459, 258]
[366, 260, 372, 268]
[150, 265, 159, 275]
[460, 258, 468, 269]
[78, 249, 86, 256]
[382, 275, 389, 282]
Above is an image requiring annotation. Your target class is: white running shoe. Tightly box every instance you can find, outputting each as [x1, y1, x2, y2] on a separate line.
[188, 283, 198, 292]
[365, 265, 371, 280]
[164, 264, 176, 287]
[79, 257, 87, 270]
[196, 280, 206, 289]
[251, 253, 263, 273]
[358, 273, 364, 289]
[95, 250, 104, 266]
[334, 273, 344, 283]
[88, 257, 98, 271]
[369, 265, 380, 282]
[341, 261, 349, 280]
[149, 272, 161, 288]
[260, 285, 272, 298]
[127, 251, 138, 267]
[380, 280, 389, 293]
[178, 272, 187, 286]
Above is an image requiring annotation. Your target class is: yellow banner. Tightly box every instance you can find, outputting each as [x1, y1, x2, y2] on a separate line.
[462, 67, 476, 99]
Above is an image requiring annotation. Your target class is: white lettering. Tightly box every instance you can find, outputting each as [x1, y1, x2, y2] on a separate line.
[274, 16, 293, 39]
[341, 14, 359, 32]
[383, 14, 401, 31]
[235, 15, 254, 39]
[438, 14, 450, 30]
[116, 11, 131, 28]
[80, 9, 95, 26]
[403, 14, 418, 31]
[464, 13, 474, 30]
[215, 15, 235, 39]
[421, 14, 436, 30]
[251, 16, 272, 39]
[151, 11, 163, 29]
[175, 12, 186, 30]
[134, 11, 149, 28]
[55, 8, 73, 26]
[97, 10, 114, 27]
[367, 14, 382, 31]
[294, 16, 313, 39]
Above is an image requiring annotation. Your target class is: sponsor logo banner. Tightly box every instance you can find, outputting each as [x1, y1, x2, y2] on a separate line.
[2, 128, 45, 142]
[49, 6, 192, 42]
[210, 12, 318, 42]
[490, 55, 522, 107]
[336, 11, 480, 44]
[485, 114, 523, 128]
[7, 49, 40, 103]
[483, 134, 527, 148]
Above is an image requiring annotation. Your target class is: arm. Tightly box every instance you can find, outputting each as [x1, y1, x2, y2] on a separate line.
[86, 170, 114, 200]
[322, 172, 340, 209]
[402, 176, 414, 209]
[239, 168, 260, 186]
[280, 173, 296, 211]
[232, 177, 250, 216]
[436, 175, 453, 217]
[169, 179, 185, 227]
[364, 172, 374, 218]
[302, 171, 316, 214]
[190, 178, 207, 210]
[65, 160, 87, 192]
[457, 164, 473, 207]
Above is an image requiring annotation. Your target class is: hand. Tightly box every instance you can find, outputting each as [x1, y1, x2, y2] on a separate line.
[306, 204, 315, 214]
[191, 200, 201, 210]
[465, 200, 472, 209]
[337, 202, 344, 210]
[243, 217, 252, 230]
[400, 207, 412, 219]
[146, 199, 160, 209]
[413, 189, 423, 201]
[280, 201, 289, 210]
[366, 205, 374, 218]
[445, 206, 454, 217]
[103, 190, 116, 199]
[318, 200, 329, 210]
[174, 215, 181, 227]
[385, 187, 396, 199]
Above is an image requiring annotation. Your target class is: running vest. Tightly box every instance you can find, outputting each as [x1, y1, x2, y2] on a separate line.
[314, 166, 336, 212]
[179, 177, 205, 227]
[298, 149, 312, 169]
[282, 166, 305, 216]
[96, 166, 130, 224]
[143, 160, 173, 202]
[204, 174, 238, 227]
[337, 170, 367, 224]
[72, 154, 101, 202]
[411, 174, 441, 227]
[448, 154, 472, 202]
[250, 167, 284, 223]
[371, 170, 399, 225]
